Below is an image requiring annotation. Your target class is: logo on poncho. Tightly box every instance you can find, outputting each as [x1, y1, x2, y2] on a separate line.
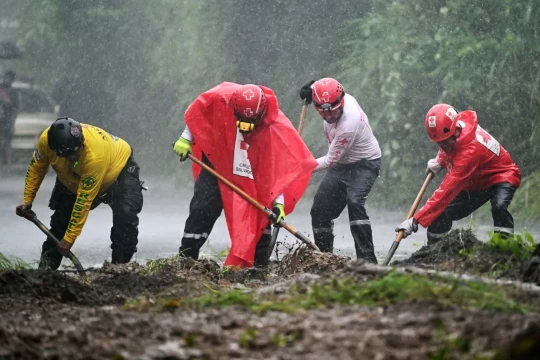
[233, 129, 254, 180]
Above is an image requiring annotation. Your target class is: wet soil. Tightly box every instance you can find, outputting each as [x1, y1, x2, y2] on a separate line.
[393, 229, 540, 285]
[2, 240, 540, 359]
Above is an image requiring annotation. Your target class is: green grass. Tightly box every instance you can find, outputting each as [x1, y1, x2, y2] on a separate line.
[293, 272, 525, 313]
[486, 232, 536, 261]
[215, 248, 230, 258]
[125, 271, 531, 314]
[0, 252, 31, 270]
[137, 255, 185, 276]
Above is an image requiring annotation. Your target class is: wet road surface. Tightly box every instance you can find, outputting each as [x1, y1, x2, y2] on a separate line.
[1, 167, 535, 268]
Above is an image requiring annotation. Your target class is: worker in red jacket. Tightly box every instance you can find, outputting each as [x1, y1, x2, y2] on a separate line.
[395, 103, 521, 243]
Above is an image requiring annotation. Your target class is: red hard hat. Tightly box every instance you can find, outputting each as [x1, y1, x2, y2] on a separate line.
[231, 84, 267, 121]
[425, 104, 459, 142]
[312, 77, 345, 112]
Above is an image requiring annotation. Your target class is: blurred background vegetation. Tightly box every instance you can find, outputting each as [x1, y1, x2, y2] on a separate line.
[1, 0, 538, 222]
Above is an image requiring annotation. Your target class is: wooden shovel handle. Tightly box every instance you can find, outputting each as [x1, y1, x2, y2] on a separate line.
[395, 171, 435, 244]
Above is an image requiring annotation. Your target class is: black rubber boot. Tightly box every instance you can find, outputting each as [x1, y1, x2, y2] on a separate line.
[314, 231, 335, 253]
[111, 249, 135, 264]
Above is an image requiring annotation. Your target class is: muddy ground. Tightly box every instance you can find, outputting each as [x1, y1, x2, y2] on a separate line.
[2, 231, 540, 360]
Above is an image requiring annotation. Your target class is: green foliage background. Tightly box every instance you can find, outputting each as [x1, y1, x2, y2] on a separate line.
[2, 0, 539, 218]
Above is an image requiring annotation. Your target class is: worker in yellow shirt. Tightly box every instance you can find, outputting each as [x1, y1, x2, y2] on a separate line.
[15, 117, 144, 269]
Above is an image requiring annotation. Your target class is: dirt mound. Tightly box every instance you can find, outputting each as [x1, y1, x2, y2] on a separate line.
[0, 257, 224, 309]
[393, 229, 482, 268]
[0, 270, 100, 308]
[275, 247, 351, 277]
[391, 228, 540, 285]
[138, 256, 221, 281]
[521, 256, 540, 284]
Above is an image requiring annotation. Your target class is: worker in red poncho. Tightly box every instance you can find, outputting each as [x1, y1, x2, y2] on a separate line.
[173, 82, 318, 268]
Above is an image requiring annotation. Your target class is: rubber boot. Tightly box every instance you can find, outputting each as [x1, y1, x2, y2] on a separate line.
[314, 231, 335, 253]
[179, 238, 205, 260]
[38, 239, 63, 270]
[111, 249, 135, 264]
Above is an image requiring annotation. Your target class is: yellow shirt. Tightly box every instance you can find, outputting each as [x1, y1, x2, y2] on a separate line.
[23, 124, 132, 243]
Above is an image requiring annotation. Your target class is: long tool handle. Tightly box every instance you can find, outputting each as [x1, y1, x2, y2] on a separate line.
[188, 154, 320, 252]
[22, 211, 86, 276]
[382, 172, 434, 266]
[296, 101, 308, 134]
[268, 100, 310, 255]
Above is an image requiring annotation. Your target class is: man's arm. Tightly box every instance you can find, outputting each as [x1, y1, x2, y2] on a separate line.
[23, 133, 51, 204]
[181, 125, 193, 141]
[63, 162, 108, 244]
[314, 130, 356, 172]
[415, 150, 479, 227]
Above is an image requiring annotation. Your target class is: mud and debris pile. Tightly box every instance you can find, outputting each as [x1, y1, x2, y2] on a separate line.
[0, 256, 224, 309]
[275, 246, 351, 277]
[0, 269, 100, 309]
[392, 229, 482, 269]
[392, 228, 540, 285]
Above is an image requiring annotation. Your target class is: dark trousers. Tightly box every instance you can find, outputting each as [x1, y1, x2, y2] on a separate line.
[39, 154, 144, 269]
[179, 154, 272, 267]
[310, 158, 381, 263]
[427, 182, 517, 244]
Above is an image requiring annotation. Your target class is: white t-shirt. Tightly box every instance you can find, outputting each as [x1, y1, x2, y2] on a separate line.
[315, 93, 381, 172]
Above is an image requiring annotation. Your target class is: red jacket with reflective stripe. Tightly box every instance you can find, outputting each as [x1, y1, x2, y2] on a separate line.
[415, 110, 521, 228]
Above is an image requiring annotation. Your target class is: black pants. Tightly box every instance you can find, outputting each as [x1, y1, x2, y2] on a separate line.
[39, 154, 144, 270]
[310, 158, 381, 263]
[427, 182, 517, 245]
[179, 154, 272, 267]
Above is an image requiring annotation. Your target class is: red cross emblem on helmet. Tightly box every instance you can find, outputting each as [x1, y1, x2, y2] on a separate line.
[320, 91, 331, 103]
[425, 104, 459, 142]
[231, 84, 267, 121]
[243, 89, 255, 100]
[312, 77, 345, 112]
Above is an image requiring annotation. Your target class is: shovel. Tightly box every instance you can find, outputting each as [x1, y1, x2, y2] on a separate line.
[19, 209, 86, 276]
[382, 172, 434, 266]
[188, 154, 320, 252]
[268, 99, 309, 257]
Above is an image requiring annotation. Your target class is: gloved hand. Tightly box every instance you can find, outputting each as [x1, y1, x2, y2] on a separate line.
[395, 218, 418, 239]
[15, 202, 34, 218]
[270, 203, 285, 226]
[426, 158, 443, 175]
[173, 137, 192, 161]
[299, 80, 315, 104]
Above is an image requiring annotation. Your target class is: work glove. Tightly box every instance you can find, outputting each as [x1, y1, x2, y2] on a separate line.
[15, 202, 33, 218]
[426, 158, 443, 175]
[270, 203, 285, 227]
[395, 218, 418, 239]
[299, 80, 315, 104]
[173, 137, 192, 162]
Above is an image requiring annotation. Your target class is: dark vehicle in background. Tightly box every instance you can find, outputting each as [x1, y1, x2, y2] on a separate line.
[10, 80, 59, 152]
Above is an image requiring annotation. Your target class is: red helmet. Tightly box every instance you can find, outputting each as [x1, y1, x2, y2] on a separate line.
[311, 77, 345, 112]
[231, 84, 267, 120]
[425, 103, 459, 142]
